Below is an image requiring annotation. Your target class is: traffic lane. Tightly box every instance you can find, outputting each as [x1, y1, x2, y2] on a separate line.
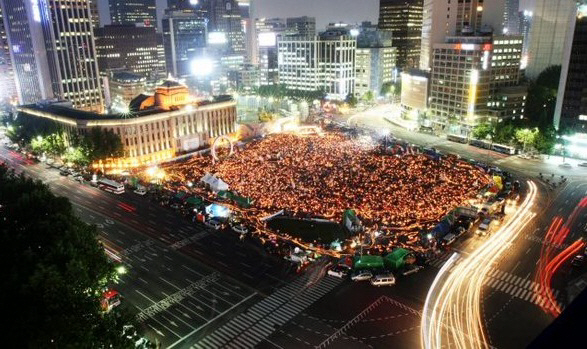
[68, 195, 260, 347]
[483, 288, 553, 349]
[261, 276, 425, 349]
[179, 230, 298, 294]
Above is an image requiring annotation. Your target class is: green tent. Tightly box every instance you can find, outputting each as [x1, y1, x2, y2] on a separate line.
[353, 255, 384, 270]
[384, 248, 412, 270]
[174, 191, 187, 200]
[185, 196, 203, 206]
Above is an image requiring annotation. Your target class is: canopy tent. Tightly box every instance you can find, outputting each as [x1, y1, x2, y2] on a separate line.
[185, 196, 203, 206]
[353, 255, 384, 270]
[200, 173, 229, 192]
[384, 248, 414, 270]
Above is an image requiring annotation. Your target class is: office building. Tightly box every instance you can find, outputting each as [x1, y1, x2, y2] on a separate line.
[1, 0, 103, 111]
[106, 71, 147, 113]
[355, 24, 396, 97]
[554, 3, 587, 131]
[429, 35, 524, 130]
[237, 0, 257, 63]
[286, 16, 316, 37]
[526, 0, 577, 79]
[419, 0, 506, 71]
[255, 18, 286, 85]
[504, 0, 520, 35]
[95, 25, 165, 81]
[378, 0, 422, 69]
[109, 0, 157, 27]
[278, 31, 356, 100]
[400, 70, 429, 118]
[17, 80, 237, 167]
[207, 0, 246, 55]
[90, 0, 100, 29]
[519, 10, 533, 58]
[0, 5, 16, 103]
[162, 8, 208, 79]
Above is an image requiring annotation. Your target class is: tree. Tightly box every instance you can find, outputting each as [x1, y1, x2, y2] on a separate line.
[472, 122, 494, 140]
[515, 128, 538, 152]
[345, 93, 358, 107]
[533, 126, 557, 154]
[362, 90, 375, 104]
[0, 165, 135, 348]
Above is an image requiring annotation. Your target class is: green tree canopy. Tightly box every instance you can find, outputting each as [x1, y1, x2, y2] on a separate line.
[471, 122, 495, 140]
[0, 165, 134, 348]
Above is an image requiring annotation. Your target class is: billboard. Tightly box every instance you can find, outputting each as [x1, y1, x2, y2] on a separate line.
[258, 32, 277, 47]
[208, 32, 227, 45]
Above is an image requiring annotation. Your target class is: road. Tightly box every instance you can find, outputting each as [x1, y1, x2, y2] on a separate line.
[4, 107, 587, 349]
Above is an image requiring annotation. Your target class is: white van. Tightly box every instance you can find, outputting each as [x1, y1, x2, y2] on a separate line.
[370, 273, 396, 287]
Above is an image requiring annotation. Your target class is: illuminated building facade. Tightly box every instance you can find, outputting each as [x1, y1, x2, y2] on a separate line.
[162, 8, 208, 78]
[0, 5, 16, 103]
[278, 32, 356, 100]
[109, 0, 156, 27]
[526, 0, 576, 79]
[419, 0, 506, 71]
[17, 80, 237, 166]
[255, 18, 286, 85]
[207, 0, 245, 55]
[286, 16, 316, 37]
[554, 3, 587, 131]
[378, 0, 422, 69]
[1, 0, 103, 111]
[355, 24, 396, 97]
[95, 25, 166, 81]
[429, 35, 523, 130]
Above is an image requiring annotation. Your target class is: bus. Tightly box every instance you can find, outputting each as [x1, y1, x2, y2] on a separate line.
[447, 134, 468, 144]
[98, 178, 125, 194]
[491, 143, 516, 155]
[469, 139, 492, 149]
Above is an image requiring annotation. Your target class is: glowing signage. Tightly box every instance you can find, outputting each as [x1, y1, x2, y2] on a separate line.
[31, 0, 41, 22]
[258, 32, 277, 47]
[208, 32, 227, 45]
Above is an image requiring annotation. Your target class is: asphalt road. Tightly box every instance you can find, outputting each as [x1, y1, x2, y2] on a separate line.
[4, 111, 587, 349]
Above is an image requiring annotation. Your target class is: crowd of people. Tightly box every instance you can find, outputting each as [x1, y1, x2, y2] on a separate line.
[162, 133, 490, 248]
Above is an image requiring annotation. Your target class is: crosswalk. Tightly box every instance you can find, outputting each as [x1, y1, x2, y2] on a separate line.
[190, 273, 343, 349]
[428, 251, 561, 311]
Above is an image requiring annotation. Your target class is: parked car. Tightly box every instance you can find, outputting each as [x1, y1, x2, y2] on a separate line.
[442, 233, 457, 245]
[578, 162, 587, 167]
[559, 162, 572, 168]
[351, 270, 373, 282]
[133, 186, 147, 196]
[231, 223, 248, 234]
[59, 169, 70, 176]
[327, 265, 349, 278]
[402, 265, 423, 276]
[571, 255, 585, 267]
[204, 218, 222, 230]
[370, 273, 396, 287]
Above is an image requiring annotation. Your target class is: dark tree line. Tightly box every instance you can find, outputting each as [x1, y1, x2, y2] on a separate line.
[0, 165, 135, 348]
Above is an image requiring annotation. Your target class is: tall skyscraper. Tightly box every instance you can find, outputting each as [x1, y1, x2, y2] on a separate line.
[504, 0, 520, 34]
[89, 0, 100, 29]
[255, 18, 286, 85]
[554, 3, 587, 130]
[378, 0, 423, 69]
[355, 23, 396, 97]
[419, 0, 506, 70]
[1, 0, 103, 111]
[526, 0, 577, 79]
[162, 8, 208, 78]
[0, 5, 16, 103]
[286, 16, 316, 37]
[95, 25, 166, 80]
[207, 0, 245, 55]
[519, 10, 533, 58]
[278, 30, 356, 100]
[109, 0, 157, 27]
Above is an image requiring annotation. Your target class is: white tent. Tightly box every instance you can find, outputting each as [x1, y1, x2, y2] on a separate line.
[200, 173, 229, 192]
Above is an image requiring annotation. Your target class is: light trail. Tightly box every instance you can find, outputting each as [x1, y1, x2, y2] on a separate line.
[422, 181, 538, 349]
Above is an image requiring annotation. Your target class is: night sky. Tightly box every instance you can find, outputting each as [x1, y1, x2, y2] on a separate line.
[98, 0, 533, 31]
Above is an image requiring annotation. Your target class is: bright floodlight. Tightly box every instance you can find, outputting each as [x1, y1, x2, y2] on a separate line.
[350, 29, 360, 37]
[191, 58, 214, 77]
[189, 0, 198, 4]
